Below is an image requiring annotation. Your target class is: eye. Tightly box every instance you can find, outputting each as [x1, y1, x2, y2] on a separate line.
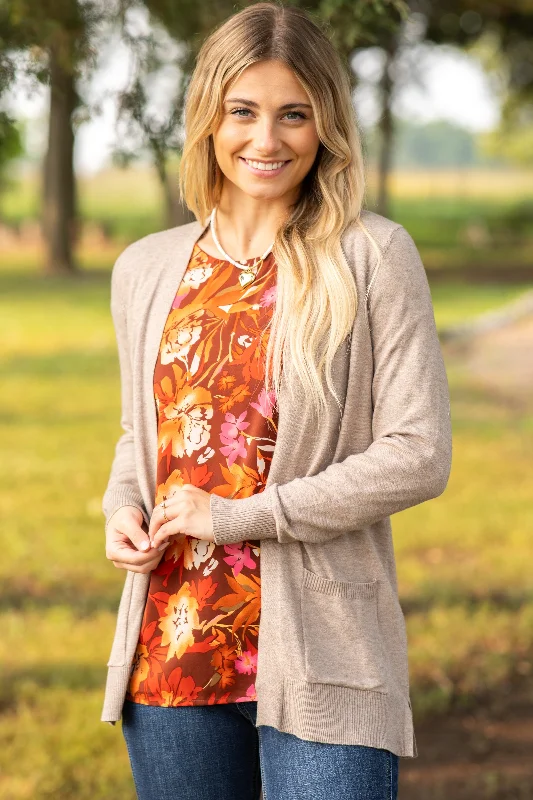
[229, 108, 307, 121]
[283, 111, 307, 121]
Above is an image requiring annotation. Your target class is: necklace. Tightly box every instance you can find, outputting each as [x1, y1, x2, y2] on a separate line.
[209, 206, 274, 288]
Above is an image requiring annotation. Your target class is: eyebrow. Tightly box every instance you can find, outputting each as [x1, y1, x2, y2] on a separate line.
[225, 97, 312, 110]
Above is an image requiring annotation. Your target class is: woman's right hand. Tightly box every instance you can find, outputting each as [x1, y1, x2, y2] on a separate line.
[105, 505, 168, 574]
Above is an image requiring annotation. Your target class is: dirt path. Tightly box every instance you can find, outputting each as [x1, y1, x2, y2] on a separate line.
[450, 315, 533, 405]
[400, 684, 533, 799]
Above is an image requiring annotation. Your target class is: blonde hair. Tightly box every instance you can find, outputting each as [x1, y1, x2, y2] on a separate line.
[179, 1, 372, 421]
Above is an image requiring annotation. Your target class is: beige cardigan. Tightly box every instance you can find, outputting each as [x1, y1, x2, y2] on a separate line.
[101, 210, 452, 758]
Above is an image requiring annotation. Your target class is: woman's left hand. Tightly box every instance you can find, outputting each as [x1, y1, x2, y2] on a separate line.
[149, 485, 215, 548]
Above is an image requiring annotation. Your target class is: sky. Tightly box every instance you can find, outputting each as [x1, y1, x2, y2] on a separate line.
[6, 38, 500, 175]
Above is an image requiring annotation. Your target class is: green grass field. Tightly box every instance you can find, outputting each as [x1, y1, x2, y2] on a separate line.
[0, 259, 531, 797]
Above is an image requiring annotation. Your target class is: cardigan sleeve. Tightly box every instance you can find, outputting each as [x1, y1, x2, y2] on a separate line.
[210, 225, 453, 546]
[102, 253, 150, 532]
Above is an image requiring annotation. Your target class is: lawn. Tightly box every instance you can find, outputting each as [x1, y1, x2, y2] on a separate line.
[0, 254, 532, 796]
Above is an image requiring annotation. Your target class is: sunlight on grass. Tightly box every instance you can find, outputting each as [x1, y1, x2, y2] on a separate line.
[0, 688, 134, 800]
[430, 282, 533, 329]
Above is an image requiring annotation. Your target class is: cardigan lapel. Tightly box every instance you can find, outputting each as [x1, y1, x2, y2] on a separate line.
[138, 219, 209, 516]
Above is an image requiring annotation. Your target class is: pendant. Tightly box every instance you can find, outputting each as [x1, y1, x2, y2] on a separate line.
[239, 270, 256, 288]
[238, 256, 263, 288]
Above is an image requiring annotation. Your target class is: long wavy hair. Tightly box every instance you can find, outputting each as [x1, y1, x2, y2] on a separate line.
[179, 2, 374, 421]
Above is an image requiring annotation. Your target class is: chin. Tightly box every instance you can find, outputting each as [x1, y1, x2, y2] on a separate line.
[239, 183, 287, 200]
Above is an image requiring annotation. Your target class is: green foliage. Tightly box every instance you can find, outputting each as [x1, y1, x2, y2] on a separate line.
[306, 0, 408, 56]
[395, 121, 478, 168]
[480, 122, 533, 167]
[0, 0, 106, 88]
[363, 119, 488, 168]
[0, 112, 23, 191]
[420, 2, 533, 165]
[143, 0, 408, 53]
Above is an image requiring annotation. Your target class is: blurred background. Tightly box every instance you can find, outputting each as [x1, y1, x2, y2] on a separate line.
[0, 1, 532, 798]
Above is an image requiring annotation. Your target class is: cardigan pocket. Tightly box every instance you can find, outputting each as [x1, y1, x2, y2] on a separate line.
[301, 568, 388, 693]
[107, 571, 135, 667]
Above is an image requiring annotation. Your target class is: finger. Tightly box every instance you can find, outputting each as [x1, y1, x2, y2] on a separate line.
[106, 540, 160, 567]
[149, 495, 183, 543]
[151, 518, 185, 549]
[112, 559, 160, 574]
[110, 550, 162, 570]
[114, 518, 152, 553]
[148, 502, 169, 543]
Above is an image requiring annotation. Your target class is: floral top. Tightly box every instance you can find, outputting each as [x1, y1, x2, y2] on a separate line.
[126, 240, 278, 707]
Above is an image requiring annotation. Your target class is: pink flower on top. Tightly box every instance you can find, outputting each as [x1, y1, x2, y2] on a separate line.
[250, 387, 276, 418]
[172, 291, 187, 309]
[235, 650, 258, 675]
[220, 434, 247, 467]
[220, 411, 250, 440]
[236, 684, 257, 702]
[223, 544, 256, 576]
[260, 285, 277, 307]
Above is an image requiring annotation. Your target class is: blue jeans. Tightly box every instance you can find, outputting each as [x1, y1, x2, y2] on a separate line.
[122, 699, 399, 800]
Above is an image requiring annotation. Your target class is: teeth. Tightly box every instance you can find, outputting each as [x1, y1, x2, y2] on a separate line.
[245, 159, 286, 171]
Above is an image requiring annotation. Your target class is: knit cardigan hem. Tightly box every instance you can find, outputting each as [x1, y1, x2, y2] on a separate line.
[101, 663, 417, 758]
[257, 677, 418, 758]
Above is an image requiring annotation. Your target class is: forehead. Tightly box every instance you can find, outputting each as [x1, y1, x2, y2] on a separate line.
[225, 60, 310, 102]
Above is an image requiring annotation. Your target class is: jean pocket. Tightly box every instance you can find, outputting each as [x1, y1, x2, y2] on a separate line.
[301, 568, 388, 693]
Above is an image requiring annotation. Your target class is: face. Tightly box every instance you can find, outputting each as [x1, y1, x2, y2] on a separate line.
[213, 59, 321, 203]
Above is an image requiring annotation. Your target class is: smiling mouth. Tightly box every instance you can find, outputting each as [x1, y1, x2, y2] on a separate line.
[239, 157, 291, 175]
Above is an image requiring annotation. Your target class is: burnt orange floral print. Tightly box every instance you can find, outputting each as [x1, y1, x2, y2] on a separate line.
[126, 242, 278, 706]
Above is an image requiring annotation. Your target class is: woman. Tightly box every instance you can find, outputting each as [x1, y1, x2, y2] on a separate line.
[102, 3, 452, 799]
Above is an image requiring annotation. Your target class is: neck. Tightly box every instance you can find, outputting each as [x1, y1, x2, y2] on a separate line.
[213, 183, 296, 261]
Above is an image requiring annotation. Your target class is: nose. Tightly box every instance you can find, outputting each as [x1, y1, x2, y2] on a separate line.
[252, 116, 281, 155]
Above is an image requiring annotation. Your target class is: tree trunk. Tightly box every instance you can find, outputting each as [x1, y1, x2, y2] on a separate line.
[154, 150, 195, 229]
[376, 43, 396, 219]
[42, 44, 78, 274]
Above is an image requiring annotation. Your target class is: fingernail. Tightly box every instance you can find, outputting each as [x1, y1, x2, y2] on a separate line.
[158, 542, 169, 551]
[140, 541, 150, 551]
